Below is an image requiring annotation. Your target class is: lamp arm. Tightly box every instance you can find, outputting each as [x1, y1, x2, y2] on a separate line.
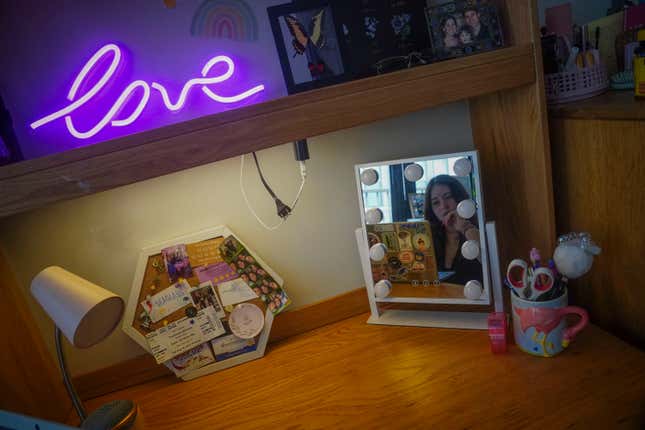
[55, 327, 87, 421]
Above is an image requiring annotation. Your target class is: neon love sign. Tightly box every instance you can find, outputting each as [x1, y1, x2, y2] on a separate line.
[31, 43, 265, 139]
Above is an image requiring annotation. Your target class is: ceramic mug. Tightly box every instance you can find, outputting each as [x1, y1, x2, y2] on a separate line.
[511, 290, 588, 357]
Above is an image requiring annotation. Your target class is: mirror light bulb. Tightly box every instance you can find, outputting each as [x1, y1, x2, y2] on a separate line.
[365, 208, 384, 224]
[374, 280, 392, 298]
[464, 280, 483, 300]
[461, 240, 480, 260]
[404, 163, 424, 182]
[453, 158, 472, 177]
[369, 243, 388, 261]
[457, 199, 477, 219]
[360, 169, 379, 186]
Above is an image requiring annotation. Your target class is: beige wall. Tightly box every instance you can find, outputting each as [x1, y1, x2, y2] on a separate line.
[0, 102, 473, 376]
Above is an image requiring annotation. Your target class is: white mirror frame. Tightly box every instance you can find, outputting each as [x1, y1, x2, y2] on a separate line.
[354, 150, 491, 306]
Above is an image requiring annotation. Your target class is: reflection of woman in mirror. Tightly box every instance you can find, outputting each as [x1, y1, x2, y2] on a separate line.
[424, 175, 482, 284]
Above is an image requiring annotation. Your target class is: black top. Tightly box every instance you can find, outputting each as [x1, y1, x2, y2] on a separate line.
[473, 24, 491, 41]
[435, 234, 483, 285]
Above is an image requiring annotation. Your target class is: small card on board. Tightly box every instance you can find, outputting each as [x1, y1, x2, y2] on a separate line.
[141, 280, 192, 323]
[145, 309, 226, 363]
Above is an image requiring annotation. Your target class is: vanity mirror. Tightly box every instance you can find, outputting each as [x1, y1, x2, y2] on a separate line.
[355, 151, 500, 329]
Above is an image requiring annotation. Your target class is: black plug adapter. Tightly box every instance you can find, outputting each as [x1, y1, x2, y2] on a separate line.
[275, 198, 292, 219]
[293, 139, 309, 161]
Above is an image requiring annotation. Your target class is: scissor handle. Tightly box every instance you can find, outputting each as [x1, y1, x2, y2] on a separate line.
[530, 267, 555, 292]
[506, 259, 528, 288]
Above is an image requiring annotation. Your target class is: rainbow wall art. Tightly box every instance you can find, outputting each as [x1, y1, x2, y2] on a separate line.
[191, 0, 258, 41]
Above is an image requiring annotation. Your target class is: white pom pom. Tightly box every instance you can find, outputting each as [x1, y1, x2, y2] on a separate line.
[553, 245, 593, 279]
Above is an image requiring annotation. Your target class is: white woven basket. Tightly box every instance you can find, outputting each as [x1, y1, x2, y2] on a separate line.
[544, 64, 609, 104]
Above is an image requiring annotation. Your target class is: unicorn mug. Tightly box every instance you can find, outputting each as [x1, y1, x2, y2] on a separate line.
[511, 290, 588, 357]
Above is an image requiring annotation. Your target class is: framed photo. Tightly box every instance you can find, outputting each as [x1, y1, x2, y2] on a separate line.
[425, 0, 504, 60]
[268, 1, 352, 94]
[333, 0, 431, 78]
[408, 192, 425, 219]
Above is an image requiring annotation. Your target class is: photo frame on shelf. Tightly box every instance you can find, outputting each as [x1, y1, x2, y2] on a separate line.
[268, 0, 353, 94]
[408, 192, 425, 219]
[425, 0, 504, 61]
[334, 0, 432, 78]
[122, 226, 288, 381]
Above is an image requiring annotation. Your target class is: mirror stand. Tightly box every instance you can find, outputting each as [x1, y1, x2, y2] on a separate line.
[355, 221, 504, 330]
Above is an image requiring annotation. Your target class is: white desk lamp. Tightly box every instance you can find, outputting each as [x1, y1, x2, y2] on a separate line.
[31, 266, 143, 429]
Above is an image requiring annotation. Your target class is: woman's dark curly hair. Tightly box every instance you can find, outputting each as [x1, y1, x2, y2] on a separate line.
[424, 175, 476, 268]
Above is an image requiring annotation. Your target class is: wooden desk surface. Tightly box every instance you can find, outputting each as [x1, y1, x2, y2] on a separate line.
[82, 314, 645, 429]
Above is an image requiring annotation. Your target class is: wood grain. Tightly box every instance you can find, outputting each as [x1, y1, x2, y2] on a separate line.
[470, 0, 555, 273]
[549, 90, 645, 121]
[470, 85, 556, 271]
[550, 117, 645, 347]
[0, 245, 72, 421]
[0, 46, 535, 218]
[74, 288, 370, 400]
[72, 354, 172, 403]
[75, 313, 645, 429]
[504, 0, 533, 45]
[387, 282, 471, 299]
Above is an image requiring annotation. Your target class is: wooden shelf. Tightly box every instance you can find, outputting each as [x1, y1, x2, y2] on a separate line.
[549, 90, 645, 120]
[0, 44, 536, 218]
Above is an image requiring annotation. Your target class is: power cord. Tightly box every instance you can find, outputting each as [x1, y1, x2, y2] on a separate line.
[240, 140, 309, 230]
[251, 152, 292, 218]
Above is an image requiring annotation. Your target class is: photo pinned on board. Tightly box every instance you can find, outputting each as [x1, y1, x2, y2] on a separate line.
[162, 244, 193, 283]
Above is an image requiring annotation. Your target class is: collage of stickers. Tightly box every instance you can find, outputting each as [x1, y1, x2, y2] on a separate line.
[133, 234, 290, 378]
[367, 221, 440, 285]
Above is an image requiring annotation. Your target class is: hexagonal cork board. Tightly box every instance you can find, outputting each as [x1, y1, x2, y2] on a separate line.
[122, 226, 289, 381]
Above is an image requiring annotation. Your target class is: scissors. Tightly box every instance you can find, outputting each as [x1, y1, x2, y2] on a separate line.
[506, 259, 555, 301]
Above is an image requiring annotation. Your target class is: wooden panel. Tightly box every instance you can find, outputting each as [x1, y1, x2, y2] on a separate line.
[0, 246, 71, 420]
[0, 46, 535, 218]
[74, 288, 370, 400]
[470, 84, 556, 268]
[73, 314, 645, 429]
[470, 0, 555, 270]
[550, 117, 645, 347]
[73, 354, 172, 403]
[549, 90, 645, 121]
[503, 0, 533, 45]
[267, 288, 369, 344]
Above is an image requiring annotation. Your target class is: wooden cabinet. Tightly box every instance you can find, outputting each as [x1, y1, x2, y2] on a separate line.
[550, 91, 645, 347]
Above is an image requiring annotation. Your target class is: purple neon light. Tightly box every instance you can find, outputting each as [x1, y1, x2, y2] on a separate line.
[31, 43, 265, 139]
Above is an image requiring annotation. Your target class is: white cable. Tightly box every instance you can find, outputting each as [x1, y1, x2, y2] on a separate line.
[240, 154, 307, 231]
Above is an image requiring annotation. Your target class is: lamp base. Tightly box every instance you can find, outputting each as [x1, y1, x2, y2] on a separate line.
[81, 400, 144, 430]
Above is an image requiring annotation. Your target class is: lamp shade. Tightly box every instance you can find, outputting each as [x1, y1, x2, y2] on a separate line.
[31, 266, 124, 348]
